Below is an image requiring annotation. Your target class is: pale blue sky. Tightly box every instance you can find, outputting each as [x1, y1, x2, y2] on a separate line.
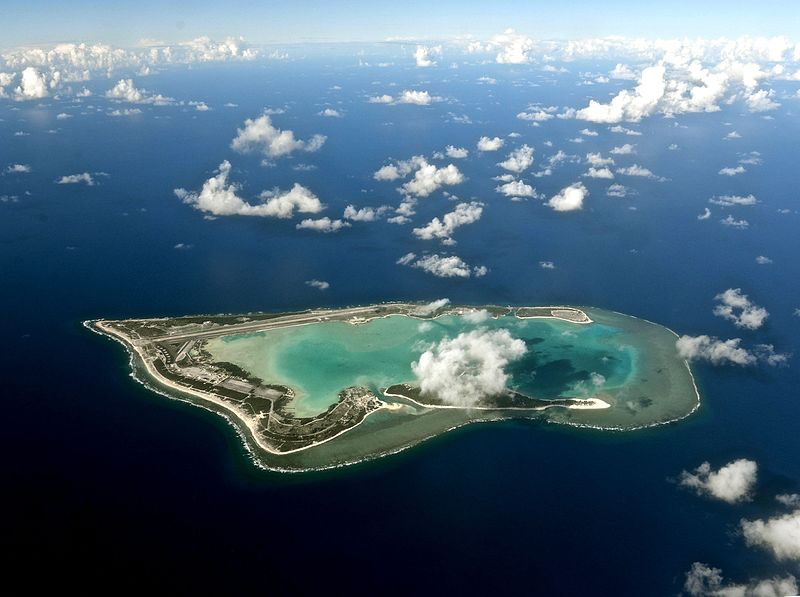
[2, 0, 799, 48]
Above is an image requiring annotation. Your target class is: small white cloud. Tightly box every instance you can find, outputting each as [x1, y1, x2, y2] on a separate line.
[444, 145, 469, 159]
[547, 182, 588, 212]
[106, 78, 174, 105]
[713, 288, 769, 330]
[697, 207, 712, 220]
[607, 183, 631, 198]
[496, 179, 537, 199]
[413, 298, 450, 316]
[539, 261, 556, 269]
[709, 194, 757, 206]
[740, 510, 800, 561]
[231, 114, 326, 158]
[679, 459, 758, 503]
[720, 215, 749, 229]
[477, 136, 504, 152]
[175, 160, 324, 218]
[755, 255, 773, 265]
[683, 562, 797, 597]
[719, 165, 746, 176]
[295, 217, 350, 233]
[413, 201, 484, 244]
[318, 108, 342, 118]
[610, 143, 636, 155]
[5, 164, 31, 173]
[56, 172, 98, 185]
[676, 335, 787, 366]
[414, 45, 442, 68]
[584, 167, 615, 179]
[305, 279, 330, 290]
[398, 253, 486, 278]
[498, 144, 535, 173]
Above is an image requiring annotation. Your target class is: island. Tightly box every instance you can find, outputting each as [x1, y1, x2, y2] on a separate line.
[86, 303, 700, 472]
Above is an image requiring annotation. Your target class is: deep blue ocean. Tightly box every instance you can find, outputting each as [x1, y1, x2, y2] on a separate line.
[2, 53, 799, 593]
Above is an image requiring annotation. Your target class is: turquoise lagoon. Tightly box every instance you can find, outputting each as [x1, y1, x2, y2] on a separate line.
[203, 307, 699, 471]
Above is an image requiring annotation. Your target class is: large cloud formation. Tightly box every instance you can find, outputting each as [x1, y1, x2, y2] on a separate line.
[412, 328, 527, 407]
[231, 115, 326, 158]
[740, 510, 800, 561]
[679, 459, 758, 503]
[174, 160, 324, 218]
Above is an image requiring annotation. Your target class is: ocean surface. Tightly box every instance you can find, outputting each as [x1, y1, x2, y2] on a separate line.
[2, 54, 799, 592]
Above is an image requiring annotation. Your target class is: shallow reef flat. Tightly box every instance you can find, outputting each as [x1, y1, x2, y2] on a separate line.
[87, 303, 699, 472]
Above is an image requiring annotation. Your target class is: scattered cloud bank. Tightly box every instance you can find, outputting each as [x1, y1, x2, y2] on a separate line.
[713, 288, 769, 330]
[547, 182, 588, 211]
[679, 459, 757, 503]
[397, 252, 487, 278]
[231, 114, 326, 158]
[413, 201, 484, 244]
[676, 335, 788, 366]
[1, 37, 260, 101]
[412, 328, 527, 407]
[684, 562, 797, 597]
[740, 510, 800, 561]
[174, 160, 323, 218]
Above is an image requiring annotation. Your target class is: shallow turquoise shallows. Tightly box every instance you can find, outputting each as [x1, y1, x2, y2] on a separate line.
[206, 311, 636, 416]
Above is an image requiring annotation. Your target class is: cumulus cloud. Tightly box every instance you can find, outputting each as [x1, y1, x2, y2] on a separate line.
[607, 183, 631, 198]
[547, 182, 589, 211]
[710, 194, 757, 206]
[231, 114, 326, 158]
[105, 78, 174, 105]
[616, 164, 664, 180]
[343, 204, 390, 221]
[295, 217, 350, 233]
[318, 108, 342, 117]
[413, 298, 450, 316]
[477, 136, 504, 152]
[413, 201, 484, 244]
[444, 145, 469, 159]
[679, 459, 758, 503]
[713, 288, 769, 330]
[584, 167, 615, 179]
[721, 215, 750, 229]
[719, 165, 746, 176]
[5, 163, 31, 173]
[412, 328, 527, 407]
[676, 335, 788, 366]
[586, 152, 615, 167]
[398, 252, 486, 278]
[488, 29, 535, 64]
[369, 90, 440, 105]
[684, 562, 797, 597]
[540, 261, 556, 269]
[610, 143, 636, 155]
[740, 510, 800, 561]
[401, 159, 464, 198]
[56, 172, 101, 185]
[498, 144, 535, 172]
[745, 88, 780, 112]
[414, 45, 442, 67]
[175, 160, 324, 218]
[13, 67, 49, 99]
[496, 179, 537, 199]
[305, 279, 330, 290]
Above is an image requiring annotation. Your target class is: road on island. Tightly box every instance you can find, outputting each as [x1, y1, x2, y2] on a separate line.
[148, 304, 403, 343]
